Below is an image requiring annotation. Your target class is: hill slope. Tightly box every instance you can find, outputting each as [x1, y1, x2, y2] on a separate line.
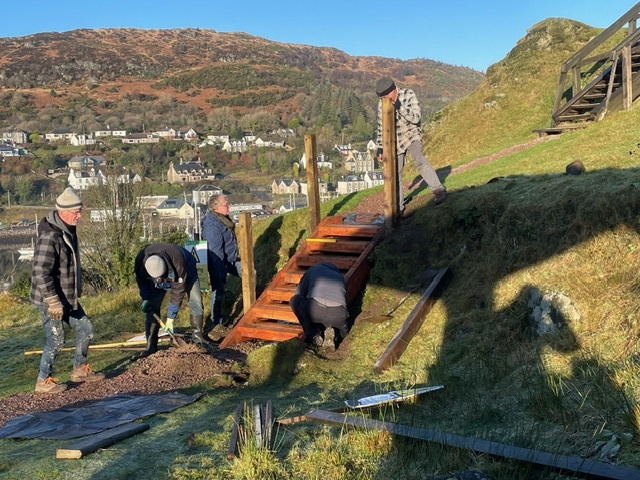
[0, 28, 483, 134]
[424, 18, 626, 168]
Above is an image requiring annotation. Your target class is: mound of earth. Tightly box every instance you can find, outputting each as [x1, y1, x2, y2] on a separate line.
[0, 341, 258, 428]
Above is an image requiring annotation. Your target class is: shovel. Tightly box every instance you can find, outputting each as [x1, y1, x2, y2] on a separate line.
[153, 313, 189, 348]
[360, 270, 436, 323]
[360, 284, 422, 323]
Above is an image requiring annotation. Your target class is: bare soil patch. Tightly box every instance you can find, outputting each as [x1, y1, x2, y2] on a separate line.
[0, 342, 258, 428]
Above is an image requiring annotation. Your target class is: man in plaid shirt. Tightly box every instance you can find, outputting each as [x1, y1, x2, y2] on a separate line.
[375, 77, 446, 213]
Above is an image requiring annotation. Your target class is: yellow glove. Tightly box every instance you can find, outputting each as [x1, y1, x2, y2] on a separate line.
[162, 318, 174, 334]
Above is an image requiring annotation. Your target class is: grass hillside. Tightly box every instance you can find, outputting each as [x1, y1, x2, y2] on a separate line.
[424, 18, 626, 167]
[2, 17, 640, 480]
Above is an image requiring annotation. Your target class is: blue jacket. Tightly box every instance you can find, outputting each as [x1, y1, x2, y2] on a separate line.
[200, 211, 239, 282]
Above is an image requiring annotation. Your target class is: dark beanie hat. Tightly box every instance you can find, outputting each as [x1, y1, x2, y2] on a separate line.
[376, 77, 396, 97]
[56, 187, 83, 211]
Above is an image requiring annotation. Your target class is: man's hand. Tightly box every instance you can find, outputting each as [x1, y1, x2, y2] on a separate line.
[141, 300, 153, 313]
[162, 318, 174, 334]
[45, 297, 64, 320]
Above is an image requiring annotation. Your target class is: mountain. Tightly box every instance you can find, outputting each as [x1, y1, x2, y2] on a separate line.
[0, 28, 483, 136]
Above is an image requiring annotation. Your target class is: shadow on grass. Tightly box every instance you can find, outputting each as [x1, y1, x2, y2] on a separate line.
[365, 167, 640, 477]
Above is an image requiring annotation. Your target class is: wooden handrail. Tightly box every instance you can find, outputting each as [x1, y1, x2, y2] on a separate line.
[551, 2, 640, 126]
[561, 2, 640, 73]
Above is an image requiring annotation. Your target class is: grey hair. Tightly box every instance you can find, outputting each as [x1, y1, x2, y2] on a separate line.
[208, 194, 227, 210]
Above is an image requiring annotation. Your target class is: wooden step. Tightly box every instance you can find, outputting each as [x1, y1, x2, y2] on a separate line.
[296, 254, 357, 270]
[264, 286, 297, 303]
[554, 113, 596, 122]
[250, 303, 299, 322]
[219, 214, 384, 349]
[305, 239, 371, 254]
[235, 322, 303, 342]
[315, 224, 381, 239]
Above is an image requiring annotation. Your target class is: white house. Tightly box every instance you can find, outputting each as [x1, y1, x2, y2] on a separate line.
[70, 133, 96, 146]
[206, 132, 230, 143]
[363, 171, 384, 189]
[45, 127, 75, 142]
[95, 127, 127, 137]
[121, 133, 160, 144]
[156, 197, 194, 218]
[222, 139, 248, 153]
[67, 155, 105, 169]
[192, 184, 223, 205]
[299, 153, 332, 170]
[2, 129, 28, 144]
[68, 168, 106, 191]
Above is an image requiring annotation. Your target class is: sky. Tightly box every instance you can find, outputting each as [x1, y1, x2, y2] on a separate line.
[2, 1, 635, 72]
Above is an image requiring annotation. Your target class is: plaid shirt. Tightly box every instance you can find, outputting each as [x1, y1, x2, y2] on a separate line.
[376, 87, 423, 154]
[30, 211, 82, 310]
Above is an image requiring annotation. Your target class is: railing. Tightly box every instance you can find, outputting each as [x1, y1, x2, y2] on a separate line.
[551, 2, 640, 125]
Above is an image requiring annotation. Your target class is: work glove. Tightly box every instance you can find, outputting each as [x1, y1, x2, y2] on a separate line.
[45, 296, 64, 320]
[162, 318, 174, 334]
[140, 300, 154, 313]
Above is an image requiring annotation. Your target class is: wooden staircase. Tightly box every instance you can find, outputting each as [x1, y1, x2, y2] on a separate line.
[219, 214, 385, 349]
[548, 3, 640, 129]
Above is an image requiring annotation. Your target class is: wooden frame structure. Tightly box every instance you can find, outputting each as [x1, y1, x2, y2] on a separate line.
[550, 2, 640, 127]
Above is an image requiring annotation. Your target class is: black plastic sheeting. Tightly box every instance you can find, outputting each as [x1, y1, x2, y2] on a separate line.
[0, 392, 202, 440]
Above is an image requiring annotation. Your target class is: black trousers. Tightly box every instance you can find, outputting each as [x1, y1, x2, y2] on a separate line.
[289, 294, 349, 341]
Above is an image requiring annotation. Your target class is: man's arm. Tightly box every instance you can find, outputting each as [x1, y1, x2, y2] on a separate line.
[32, 232, 59, 300]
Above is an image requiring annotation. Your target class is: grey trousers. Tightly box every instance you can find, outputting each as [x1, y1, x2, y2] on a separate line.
[397, 141, 444, 206]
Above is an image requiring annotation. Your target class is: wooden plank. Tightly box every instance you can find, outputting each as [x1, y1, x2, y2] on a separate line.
[305, 410, 640, 480]
[304, 134, 321, 232]
[251, 303, 299, 322]
[305, 240, 370, 254]
[227, 402, 244, 459]
[254, 404, 264, 448]
[296, 254, 356, 270]
[315, 224, 381, 238]
[374, 268, 452, 374]
[56, 423, 149, 459]
[236, 323, 303, 342]
[264, 286, 297, 303]
[264, 400, 274, 450]
[239, 212, 257, 314]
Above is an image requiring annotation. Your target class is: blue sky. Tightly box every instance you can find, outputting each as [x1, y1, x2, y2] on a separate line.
[3, 1, 633, 72]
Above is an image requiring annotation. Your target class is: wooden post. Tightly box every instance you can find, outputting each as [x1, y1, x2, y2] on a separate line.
[571, 66, 581, 99]
[622, 44, 632, 110]
[381, 97, 398, 233]
[304, 134, 321, 232]
[238, 212, 256, 314]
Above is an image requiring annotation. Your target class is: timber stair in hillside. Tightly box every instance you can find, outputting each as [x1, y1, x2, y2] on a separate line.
[219, 214, 385, 349]
[540, 3, 640, 134]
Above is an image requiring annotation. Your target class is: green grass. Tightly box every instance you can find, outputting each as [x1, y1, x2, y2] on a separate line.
[3, 17, 640, 479]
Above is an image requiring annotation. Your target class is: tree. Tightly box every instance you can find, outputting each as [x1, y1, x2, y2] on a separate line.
[79, 179, 147, 292]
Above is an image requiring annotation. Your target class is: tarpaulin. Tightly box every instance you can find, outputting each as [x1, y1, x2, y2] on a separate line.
[0, 392, 202, 440]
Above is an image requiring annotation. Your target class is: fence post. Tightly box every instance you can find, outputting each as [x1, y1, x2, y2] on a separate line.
[304, 134, 321, 232]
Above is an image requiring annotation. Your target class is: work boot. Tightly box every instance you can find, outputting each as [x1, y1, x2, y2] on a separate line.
[433, 188, 447, 205]
[132, 318, 160, 360]
[322, 327, 336, 350]
[35, 376, 67, 394]
[190, 314, 209, 346]
[71, 363, 105, 382]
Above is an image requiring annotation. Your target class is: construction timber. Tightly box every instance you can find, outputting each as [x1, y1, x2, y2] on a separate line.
[219, 214, 384, 348]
